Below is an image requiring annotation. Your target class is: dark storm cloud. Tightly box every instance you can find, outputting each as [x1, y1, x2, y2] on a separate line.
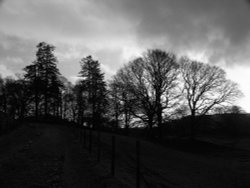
[109, 0, 250, 65]
[0, 0, 134, 45]
[0, 0, 250, 111]
[1, 0, 250, 78]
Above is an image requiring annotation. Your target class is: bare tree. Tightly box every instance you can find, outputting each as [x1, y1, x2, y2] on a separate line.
[110, 49, 180, 137]
[111, 59, 156, 130]
[108, 79, 123, 129]
[61, 78, 78, 121]
[108, 69, 137, 132]
[142, 49, 180, 134]
[180, 57, 242, 138]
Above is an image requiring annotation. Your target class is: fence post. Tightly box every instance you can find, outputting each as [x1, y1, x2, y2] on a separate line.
[111, 135, 116, 176]
[89, 128, 92, 153]
[80, 126, 82, 143]
[136, 140, 140, 188]
[83, 126, 86, 147]
[97, 130, 101, 162]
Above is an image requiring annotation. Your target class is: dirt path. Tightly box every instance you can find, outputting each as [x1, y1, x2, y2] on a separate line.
[0, 123, 111, 188]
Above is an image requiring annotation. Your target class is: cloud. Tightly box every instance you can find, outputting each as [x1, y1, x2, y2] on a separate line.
[0, 0, 135, 47]
[0, 32, 37, 74]
[0, 64, 15, 78]
[0, 0, 250, 82]
[118, 0, 250, 66]
[0, 0, 250, 112]
[0, 0, 140, 80]
[226, 66, 250, 112]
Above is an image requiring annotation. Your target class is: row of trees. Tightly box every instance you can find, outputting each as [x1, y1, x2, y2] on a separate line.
[0, 43, 242, 137]
[0, 42, 63, 121]
[0, 42, 107, 129]
[0, 76, 28, 119]
[108, 50, 241, 137]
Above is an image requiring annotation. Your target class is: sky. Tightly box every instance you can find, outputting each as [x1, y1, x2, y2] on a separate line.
[0, 0, 250, 111]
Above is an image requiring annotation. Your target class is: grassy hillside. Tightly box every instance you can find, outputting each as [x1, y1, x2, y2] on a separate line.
[166, 113, 250, 138]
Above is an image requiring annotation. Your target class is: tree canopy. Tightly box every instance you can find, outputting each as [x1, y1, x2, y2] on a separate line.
[0, 43, 243, 137]
[24, 42, 63, 117]
[180, 57, 242, 117]
[78, 56, 107, 128]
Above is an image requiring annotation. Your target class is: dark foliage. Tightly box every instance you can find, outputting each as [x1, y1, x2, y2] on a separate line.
[24, 42, 63, 118]
[78, 55, 107, 128]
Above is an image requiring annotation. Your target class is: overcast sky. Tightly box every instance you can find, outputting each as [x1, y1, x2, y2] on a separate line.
[0, 0, 250, 111]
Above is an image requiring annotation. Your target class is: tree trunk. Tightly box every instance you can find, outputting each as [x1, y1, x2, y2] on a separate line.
[190, 110, 196, 140]
[3, 91, 7, 113]
[35, 89, 39, 119]
[115, 103, 119, 129]
[44, 91, 48, 116]
[147, 115, 154, 138]
[124, 109, 129, 135]
[156, 94, 162, 140]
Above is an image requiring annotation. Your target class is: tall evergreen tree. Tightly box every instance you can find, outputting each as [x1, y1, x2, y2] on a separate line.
[74, 82, 86, 125]
[24, 62, 41, 117]
[36, 42, 62, 116]
[79, 56, 107, 128]
[24, 42, 63, 117]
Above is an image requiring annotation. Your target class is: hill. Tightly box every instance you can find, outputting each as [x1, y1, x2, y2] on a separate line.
[1, 121, 250, 187]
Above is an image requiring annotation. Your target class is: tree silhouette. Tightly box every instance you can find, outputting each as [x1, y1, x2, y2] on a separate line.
[180, 57, 242, 139]
[24, 42, 63, 117]
[24, 62, 41, 118]
[36, 42, 62, 116]
[142, 49, 180, 136]
[79, 56, 107, 128]
[0, 76, 7, 113]
[108, 76, 134, 133]
[73, 82, 87, 125]
[112, 59, 156, 130]
[110, 50, 180, 137]
[0, 76, 29, 120]
[61, 77, 77, 121]
[108, 80, 122, 129]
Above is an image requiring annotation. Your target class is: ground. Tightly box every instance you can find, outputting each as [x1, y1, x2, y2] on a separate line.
[0, 123, 122, 188]
[0, 123, 250, 188]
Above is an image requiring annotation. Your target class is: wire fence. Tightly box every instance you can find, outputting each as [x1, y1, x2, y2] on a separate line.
[76, 126, 143, 188]
[72, 124, 243, 188]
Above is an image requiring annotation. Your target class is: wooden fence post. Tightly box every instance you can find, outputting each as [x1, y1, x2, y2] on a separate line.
[80, 126, 82, 143]
[136, 140, 141, 188]
[89, 128, 92, 153]
[97, 130, 101, 162]
[83, 127, 86, 147]
[111, 135, 116, 176]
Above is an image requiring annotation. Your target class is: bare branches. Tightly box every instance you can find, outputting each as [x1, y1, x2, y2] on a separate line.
[180, 57, 242, 116]
[109, 49, 180, 129]
[108, 50, 242, 131]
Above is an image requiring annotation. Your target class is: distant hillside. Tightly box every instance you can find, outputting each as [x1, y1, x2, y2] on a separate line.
[167, 113, 250, 138]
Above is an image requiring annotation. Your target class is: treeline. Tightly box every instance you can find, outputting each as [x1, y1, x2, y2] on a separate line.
[0, 42, 242, 137]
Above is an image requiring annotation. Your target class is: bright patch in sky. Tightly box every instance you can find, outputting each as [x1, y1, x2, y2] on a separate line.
[226, 66, 250, 112]
[0, 64, 15, 77]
